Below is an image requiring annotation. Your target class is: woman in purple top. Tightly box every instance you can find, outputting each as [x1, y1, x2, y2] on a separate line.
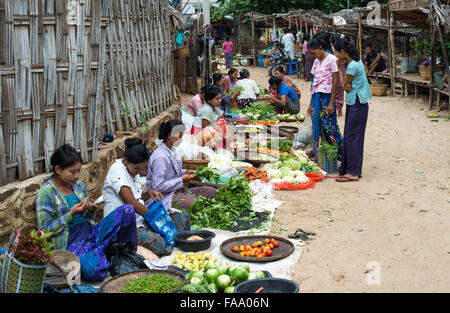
[221, 68, 239, 108]
[144, 120, 216, 255]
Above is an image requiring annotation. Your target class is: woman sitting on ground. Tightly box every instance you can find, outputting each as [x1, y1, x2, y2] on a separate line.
[191, 85, 229, 149]
[234, 69, 261, 108]
[102, 138, 166, 256]
[221, 68, 240, 109]
[186, 86, 207, 116]
[266, 76, 300, 114]
[146, 120, 217, 253]
[36, 144, 138, 282]
[273, 66, 301, 99]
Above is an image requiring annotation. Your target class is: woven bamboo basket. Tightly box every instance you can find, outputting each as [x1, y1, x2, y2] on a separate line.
[370, 84, 389, 97]
[182, 159, 209, 170]
[419, 65, 444, 81]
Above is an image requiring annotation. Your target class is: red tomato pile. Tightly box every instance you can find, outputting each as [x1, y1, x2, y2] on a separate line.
[231, 238, 279, 258]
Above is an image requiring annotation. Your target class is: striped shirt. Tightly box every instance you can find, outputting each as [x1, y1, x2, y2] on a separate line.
[35, 177, 94, 250]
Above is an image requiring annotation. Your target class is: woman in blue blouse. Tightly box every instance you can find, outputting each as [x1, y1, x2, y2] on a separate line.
[333, 38, 372, 182]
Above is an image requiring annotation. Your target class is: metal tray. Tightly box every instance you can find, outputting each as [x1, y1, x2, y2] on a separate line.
[220, 235, 295, 263]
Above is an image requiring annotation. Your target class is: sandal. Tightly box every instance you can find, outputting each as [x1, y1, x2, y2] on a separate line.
[288, 228, 316, 240]
[335, 176, 359, 182]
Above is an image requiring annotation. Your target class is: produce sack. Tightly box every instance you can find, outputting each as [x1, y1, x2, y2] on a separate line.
[265, 172, 324, 191]
[106, 242, 147, 277]
[271, 179, 316, 191]
[293, 122, 313, 150]
[143, 200, 178, 247]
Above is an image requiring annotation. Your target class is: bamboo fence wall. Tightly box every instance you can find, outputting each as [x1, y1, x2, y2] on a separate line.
[0, 0, 174, 186]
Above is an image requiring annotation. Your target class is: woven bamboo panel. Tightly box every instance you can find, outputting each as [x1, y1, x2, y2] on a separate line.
[0, 0, 174, 186]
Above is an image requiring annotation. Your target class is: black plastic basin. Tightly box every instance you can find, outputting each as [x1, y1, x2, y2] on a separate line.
[234, 278, 299, 293]
[174, 230, 216, 252]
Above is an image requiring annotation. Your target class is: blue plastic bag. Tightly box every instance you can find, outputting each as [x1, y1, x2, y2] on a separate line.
[143, 200, 178, 247]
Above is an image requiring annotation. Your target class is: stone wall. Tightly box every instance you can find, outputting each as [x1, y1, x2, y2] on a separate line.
[0, 105, 180, 247]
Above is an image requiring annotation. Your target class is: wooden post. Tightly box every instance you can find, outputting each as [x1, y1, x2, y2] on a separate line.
[388, 9, 396, 94]
[252, 13, 257, 66]
[436, 24, 450, 111]
[429, 10, 436, 110]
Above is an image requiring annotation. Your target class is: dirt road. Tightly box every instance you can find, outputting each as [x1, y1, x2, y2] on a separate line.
[182, 66, 450, 292]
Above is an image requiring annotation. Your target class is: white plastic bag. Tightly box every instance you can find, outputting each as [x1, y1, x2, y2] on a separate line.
[173, 134, 202, 159]
[180, 107, 195, 130]
[293, 121, 313, 150]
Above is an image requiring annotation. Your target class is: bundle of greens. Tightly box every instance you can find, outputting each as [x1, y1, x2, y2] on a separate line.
[319, 141, 338, 162]
[224, 86, 245, 97]
[266, 139, 293, 153]
[184, 175, 253, 230]
[259, 87, 267, 98]
[258, 111, 277, 121]
[194, 166, 221, 184]
[238, 101, 275, 116]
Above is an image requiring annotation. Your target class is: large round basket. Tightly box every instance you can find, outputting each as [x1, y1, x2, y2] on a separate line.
[98, 269, 186, 293]
[220, 235, 295, 262]
[182, 159, 209, 170]
[370, 84, 389, 97]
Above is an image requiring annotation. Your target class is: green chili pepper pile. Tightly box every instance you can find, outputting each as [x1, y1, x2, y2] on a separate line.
[122, 274, 183, 293]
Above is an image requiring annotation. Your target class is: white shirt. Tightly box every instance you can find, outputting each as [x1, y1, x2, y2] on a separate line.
[102, 159, 146, 228]
[281, 33, 295, 50]
[235, 79, 260, 100]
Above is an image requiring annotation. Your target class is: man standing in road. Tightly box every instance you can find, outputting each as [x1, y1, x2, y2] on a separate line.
[281, 28, 296, 61]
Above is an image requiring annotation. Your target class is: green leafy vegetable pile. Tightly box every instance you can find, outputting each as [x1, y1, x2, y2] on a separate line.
[184, 175, 253, 230]
[225, 86, 245, 97]
[193, 166, 221, 184]
[122, 274, 183, 293]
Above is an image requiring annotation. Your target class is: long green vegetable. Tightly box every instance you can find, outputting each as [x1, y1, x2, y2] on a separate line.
[122, 274, 183, 293]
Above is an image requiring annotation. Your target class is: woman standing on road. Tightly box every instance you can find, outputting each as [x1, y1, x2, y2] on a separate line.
[223, 36, 234, 69]
[307, 36, 343, 159]
[333, 38, 372, 182]
[303, 34, 314, 82]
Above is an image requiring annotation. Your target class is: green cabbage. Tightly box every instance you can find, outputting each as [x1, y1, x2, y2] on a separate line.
[283, 158, 302, 170]
[279, 167, 292, 178]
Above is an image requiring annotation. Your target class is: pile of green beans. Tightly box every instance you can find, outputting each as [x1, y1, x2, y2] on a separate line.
[122, 274, 183, 293]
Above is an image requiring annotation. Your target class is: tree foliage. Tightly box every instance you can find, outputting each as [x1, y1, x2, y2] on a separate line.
[211, 0, 389, 22]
